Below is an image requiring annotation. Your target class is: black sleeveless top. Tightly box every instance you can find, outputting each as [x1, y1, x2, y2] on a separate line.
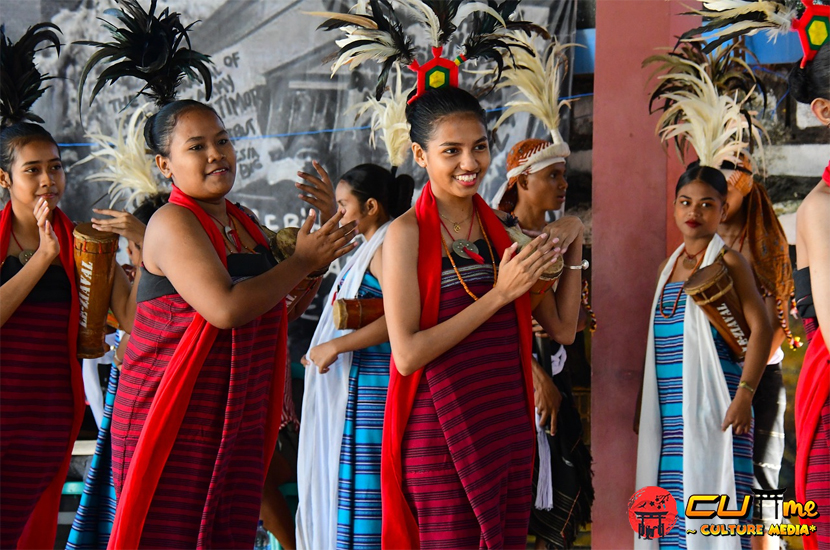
[137, 244, 276, 302]
[794, 267, 815, 320]
[1, 256, 71, 303]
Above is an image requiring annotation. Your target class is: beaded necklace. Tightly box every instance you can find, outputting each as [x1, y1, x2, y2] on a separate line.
[659, 248, 706, 319]
[439, 209, 496, 301]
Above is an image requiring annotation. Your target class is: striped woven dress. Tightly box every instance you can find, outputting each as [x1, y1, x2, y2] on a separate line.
[67, 363, 120, 549]
[795, 267, 830, 550]
[0, 259, 74, 548]
[336, 272, 391, 550]
[401, 242, 535, 550]
[654, 283, 753, 550]
[111, 247, 283, 548]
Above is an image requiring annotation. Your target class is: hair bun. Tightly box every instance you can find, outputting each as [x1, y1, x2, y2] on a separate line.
[390, 173, 415, 218]
[788, 65, 815, 104]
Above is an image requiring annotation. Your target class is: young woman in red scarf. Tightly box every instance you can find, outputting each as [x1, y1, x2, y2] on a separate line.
[792, 41, 830, 550]
[0, 23, 139, 549]
[107, 99, 357, 549]
[380, 86, 581, 550]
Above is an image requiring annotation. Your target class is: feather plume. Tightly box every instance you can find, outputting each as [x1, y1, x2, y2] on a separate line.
[76, 0, 213, 111]
[73, 104, 166, 209]
[308, 0, 414, 100]
[679, 0, 800, 52]
[493, 31, 578, 143]
[644, 41, 766, 115]
[351, 65, 413, 167]
[460, 1, 547, 94]
[651, 58, 765, 169]
[396, 0, 445, 47]
[0, 23, 62, 127]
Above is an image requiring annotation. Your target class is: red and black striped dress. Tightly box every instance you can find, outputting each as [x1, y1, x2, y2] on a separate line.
[795, 267, 830, 550]
[111, 246, 283, 548]
[401, 243, 535, 550]
[0, 258, 74, 547]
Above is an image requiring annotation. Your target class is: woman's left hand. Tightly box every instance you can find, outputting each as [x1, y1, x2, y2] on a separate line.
[532, 358, 562, 435]
[531, 318, 549, 339]
[523, 216, 584, 258]
[721, 391, 753, 435]
[305, 340, 340, 374]
[92, 209, 147, 245]
[297, 160, 337, 225]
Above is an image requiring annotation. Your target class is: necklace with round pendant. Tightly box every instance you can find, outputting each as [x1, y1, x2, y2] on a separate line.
[451, 239, 479, 260]
[682, 255, 697, 270]
[18, 249, 35, 264]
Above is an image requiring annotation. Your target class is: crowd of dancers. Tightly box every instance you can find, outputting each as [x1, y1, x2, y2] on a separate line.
[1, 0, 828, 549]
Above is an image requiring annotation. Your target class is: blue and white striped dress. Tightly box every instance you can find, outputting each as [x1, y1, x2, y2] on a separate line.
[335, 272, 391, 550]
[654, 283, 753, 550]
[66, 363, 120, 550]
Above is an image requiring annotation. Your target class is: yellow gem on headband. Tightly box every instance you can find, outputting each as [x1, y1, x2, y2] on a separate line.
[807, 17, 828, 49]
[429, 70, 447, 89]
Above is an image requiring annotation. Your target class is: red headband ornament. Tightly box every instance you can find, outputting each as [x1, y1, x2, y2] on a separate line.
[407, 46, 466, 104]
[792, 0, 830, 67]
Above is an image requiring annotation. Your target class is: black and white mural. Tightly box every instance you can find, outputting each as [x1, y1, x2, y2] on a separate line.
[1, 0, 579, 358]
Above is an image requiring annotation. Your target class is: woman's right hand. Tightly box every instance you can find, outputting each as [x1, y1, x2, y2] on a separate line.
[34, 197, 59, 261]
[493, 234, 555, 305]
[293, 209, 359, 274]
[305, 340, 340, 374]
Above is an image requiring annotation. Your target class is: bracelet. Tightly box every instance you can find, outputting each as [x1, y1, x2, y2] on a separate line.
[738, 381, 755, 394]
[565, 259, 590, 271]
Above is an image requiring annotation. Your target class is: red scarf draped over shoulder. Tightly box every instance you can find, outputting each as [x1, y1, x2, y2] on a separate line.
[796, 327, 830, 550]
[108, 186, 287, 549]
[0, 202, 84, 549]
[380, 182, 535, 549]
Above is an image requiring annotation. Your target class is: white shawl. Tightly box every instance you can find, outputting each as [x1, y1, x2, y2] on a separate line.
[295, 222, 390, 550]
[635, 234, 740, 550]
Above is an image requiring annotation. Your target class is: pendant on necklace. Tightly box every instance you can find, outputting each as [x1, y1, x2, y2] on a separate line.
[682, 255, 697, 270]
[452, 239, 478, 259]
[453, 223, 461, 233]
[223, 226, 235, 241]
[18, 250, 35, 265]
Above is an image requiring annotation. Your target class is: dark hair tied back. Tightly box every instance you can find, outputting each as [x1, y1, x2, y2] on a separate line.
[676, 161, 728, 197]
[132, 192, 170, 225]
[405, 87, 487, 149]
[144, 100, 219, 157]
[0, 122, 59, 174]
[788, 42, 830, 104]
[340, 163, 414, 219]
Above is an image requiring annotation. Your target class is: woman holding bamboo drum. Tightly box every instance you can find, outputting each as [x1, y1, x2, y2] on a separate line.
[296, 162, 413, 550]
[636, 46, 772, 549]
[0, 23, 138, 549]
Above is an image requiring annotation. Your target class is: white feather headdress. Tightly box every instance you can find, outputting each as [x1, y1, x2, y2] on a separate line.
[351, 64, 414, 168]
[680, 0, 800, 52]
[652, 58, 765, 169]
[493, 31, 578, 177]
[73, 104, 166, 210]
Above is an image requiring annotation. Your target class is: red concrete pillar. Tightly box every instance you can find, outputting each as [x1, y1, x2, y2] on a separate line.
[591, 1, 697, 547]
